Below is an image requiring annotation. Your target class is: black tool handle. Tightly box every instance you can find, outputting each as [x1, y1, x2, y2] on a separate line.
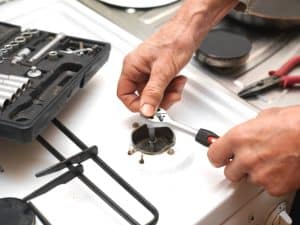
[195, 129, 219, 147]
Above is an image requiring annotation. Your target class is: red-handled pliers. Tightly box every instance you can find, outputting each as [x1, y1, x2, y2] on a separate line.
[238, 56, 300, 98]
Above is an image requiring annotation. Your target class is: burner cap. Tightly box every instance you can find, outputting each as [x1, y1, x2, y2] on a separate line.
[132, 125, 175, 155]
[98, 0, 179, 8]
[196, 29, 252, 68]
[0, 198, 35, 225]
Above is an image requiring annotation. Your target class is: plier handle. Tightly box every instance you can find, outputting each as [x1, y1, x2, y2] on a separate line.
[238, 56, 300, 98]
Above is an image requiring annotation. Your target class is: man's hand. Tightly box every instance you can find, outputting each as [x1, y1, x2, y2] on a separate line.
[117, 23, 192, 117]
[208, 106, 300, 196]
[117, 0, 238, 117]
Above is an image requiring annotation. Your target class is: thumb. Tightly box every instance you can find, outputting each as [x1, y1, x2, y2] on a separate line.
[140, 62, 175, 117]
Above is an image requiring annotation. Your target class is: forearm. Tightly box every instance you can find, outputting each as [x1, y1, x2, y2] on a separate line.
[169, 0, 238, 49]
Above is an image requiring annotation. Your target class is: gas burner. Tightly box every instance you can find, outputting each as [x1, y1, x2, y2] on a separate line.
[196, 29, 252, 68]
[129, 124, 175, 164]
[0, 198, 35, 225]
[97, 0, 179, 9]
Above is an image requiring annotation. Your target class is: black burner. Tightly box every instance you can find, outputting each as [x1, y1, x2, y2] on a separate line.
[0, 198, 35, 225]
[196, 29, 252, 68]
[131, 124, 175, 155]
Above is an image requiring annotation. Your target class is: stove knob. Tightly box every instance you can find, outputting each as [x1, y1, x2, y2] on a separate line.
[265, 202, 293, 225]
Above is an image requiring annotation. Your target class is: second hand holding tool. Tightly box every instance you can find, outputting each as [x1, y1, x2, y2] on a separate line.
[238, 55, 300, 98]
[146, 108, 219, 147]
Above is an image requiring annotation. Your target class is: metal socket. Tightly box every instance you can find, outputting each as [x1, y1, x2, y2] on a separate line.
[3, 44, 13, 52]
[15, 36, 26, 45]
[0, 97, 9, 109]
[0, 84, 21, 95]
[20, 32, 32, 41]
[9, 41, 19, 50]
[0, 79, 26, 90]
[0, 74, 30, 85]
[48, 51, 59, 60]
[27, 29, 40, 37]
[0, 48, 8, 56]
[0, 90, 16, 101]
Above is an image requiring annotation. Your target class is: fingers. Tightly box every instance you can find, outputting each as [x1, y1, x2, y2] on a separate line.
[224, 160, 246, 182]
[117, 76, 140, 112]
[140, 60, 178, 116]
[117, 54, 149, 112]
[207, 130, 236, 168]
[160, 76, 187, 109]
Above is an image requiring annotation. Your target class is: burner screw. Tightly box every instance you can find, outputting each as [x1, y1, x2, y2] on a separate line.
[128, 147, 136, 155]
[167, 148, 175, 155]
[139, 154, 145, 164]
[132, 122, 140, 129]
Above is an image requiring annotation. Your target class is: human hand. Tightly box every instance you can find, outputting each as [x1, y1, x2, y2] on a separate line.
[208, 106, 300, 196]
[117, 0, 239, 117]
[117, 20, 193, 117]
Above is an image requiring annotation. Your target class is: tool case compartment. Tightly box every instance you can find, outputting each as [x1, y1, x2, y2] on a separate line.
[0, 22, 110, 142]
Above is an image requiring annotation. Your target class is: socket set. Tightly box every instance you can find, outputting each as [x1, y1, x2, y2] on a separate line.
[0, 22, 110, 142]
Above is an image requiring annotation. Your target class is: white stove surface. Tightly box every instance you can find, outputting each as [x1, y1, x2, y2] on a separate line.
[0, 1, 294, 225]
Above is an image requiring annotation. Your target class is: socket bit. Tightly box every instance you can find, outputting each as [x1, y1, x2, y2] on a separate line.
[0, 79, 26, 90]
[20, 32, 32, 41]
[9, 41, 19, 50]
[0, 96, 9, 109]
[15, 36, 26, 45]
[4, 44, 13, 52]
[25, 29, 40, 37]
[0, 84, 21, 95]
[0, 74, 30, 84]
[0, 90, 15, 101]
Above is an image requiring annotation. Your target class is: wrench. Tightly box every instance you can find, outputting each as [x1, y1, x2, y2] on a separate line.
[146, 108, 219, 147]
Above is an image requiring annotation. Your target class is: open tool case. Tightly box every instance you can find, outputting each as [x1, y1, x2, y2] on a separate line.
[0, 22, 110, 142]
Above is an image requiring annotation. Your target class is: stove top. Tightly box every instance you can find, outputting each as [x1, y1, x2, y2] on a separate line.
[80, 0, 300, 110]
[0, 0, 295, 225]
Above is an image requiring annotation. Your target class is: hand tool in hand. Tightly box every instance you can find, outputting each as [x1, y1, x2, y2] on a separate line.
[238, 56, 300, 98]
[145, 108, 219, 147]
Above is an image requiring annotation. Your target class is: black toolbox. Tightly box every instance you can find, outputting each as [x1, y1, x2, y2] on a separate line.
[0, 22, 110, 142]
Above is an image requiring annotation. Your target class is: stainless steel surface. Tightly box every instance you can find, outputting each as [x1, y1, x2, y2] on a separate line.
[79, 0, 182, 40]
[29, 32, 65, 62]
[229, 10, 300, 30]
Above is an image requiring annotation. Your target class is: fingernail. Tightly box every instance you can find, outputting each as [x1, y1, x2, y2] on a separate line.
[141, 104, 155, 117]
